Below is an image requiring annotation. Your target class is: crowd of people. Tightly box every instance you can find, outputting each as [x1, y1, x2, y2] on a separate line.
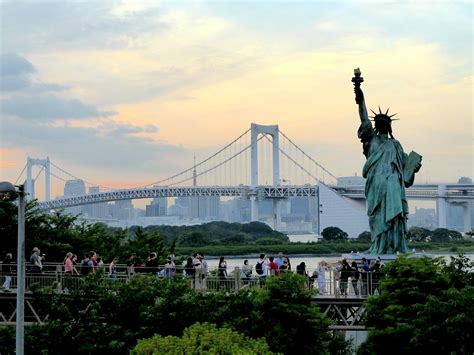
[1, 248, 385, 296]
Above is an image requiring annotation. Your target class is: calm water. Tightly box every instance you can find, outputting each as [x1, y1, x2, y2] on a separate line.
[206, 253, 474, 273]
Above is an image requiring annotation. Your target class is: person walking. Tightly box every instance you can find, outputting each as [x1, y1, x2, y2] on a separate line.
[109, 257, 119, 280]
[1, 253, 14, 291]
[218, 256, 227, 289]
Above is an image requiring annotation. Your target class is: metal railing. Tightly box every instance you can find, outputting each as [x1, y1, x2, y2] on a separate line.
[1, 263, 382, 298]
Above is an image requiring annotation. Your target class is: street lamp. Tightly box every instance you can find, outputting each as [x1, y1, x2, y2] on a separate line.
[0, 181, 25, 355]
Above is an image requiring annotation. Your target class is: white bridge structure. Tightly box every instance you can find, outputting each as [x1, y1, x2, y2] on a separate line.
[18, 123, 474, 234]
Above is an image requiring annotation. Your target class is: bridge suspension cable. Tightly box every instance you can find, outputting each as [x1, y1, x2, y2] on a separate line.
[137, 128, 251, 187]
[14, 164, 27, 184]
[279, 129, 337, 180]
[49, 161, 115, 191]
[169, 134, 264, 186]
[261, 134, 322, 184]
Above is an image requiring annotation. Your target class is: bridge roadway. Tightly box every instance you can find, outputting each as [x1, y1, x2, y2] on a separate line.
[37, 183, 474, 210]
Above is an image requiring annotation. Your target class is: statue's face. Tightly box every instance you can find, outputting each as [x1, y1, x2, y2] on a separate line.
[375, 119, 391, 134]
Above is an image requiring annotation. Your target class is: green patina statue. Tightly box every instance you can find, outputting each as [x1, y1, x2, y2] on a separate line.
[352, 69, 422, 255]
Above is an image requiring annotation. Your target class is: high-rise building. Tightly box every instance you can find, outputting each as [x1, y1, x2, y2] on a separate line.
[87, 186, 110, 219]
[64, 179, 86, 196]
[64, 179, 86, 216]
[146, 197, 168, 217]
[112, 200, 134, 220]
[189, 196, 221, 220]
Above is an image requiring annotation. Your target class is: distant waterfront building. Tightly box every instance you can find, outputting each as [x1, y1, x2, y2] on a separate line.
[146, 197, 168, 217]
[169, 197, 189, 219]
[408, 207, 437, 229]
[87, 186, 110, 219]
[64, 179, 86, 196]
[337, 175, 366, 187]
[318, 183, 369, 238]
[112, 199, 134, 220]
[190, 196, 221, 220]
[64, 179, 86, 215]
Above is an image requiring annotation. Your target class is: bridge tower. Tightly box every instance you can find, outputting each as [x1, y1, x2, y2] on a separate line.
[26, 157, 51, 201]
[250, 123, 281, 229]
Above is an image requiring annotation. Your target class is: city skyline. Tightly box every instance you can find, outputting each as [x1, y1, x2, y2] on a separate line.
[1, 1, 472, 189]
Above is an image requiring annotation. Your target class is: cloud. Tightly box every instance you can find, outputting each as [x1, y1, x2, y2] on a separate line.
[0, 95, 116, 120]
[0, 2, 167, 53]
[0, 120, 189, 185]
[0, 53, 113, 121]
[0, 53, 70, 92]
[0, 53, 36, 91]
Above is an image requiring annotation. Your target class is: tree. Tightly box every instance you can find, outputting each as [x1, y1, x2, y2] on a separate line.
[358, 255, 474, 354]
[407, 226, 431, 242]
[431, 228, 463, 242]
[321, 226, 348, 242]
[202, 273, 348, 354]
[131, 323, 271, 354]
[356, 231, 371, 243]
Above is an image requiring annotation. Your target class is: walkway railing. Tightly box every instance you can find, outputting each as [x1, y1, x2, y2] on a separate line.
[1, 263, 381, 298]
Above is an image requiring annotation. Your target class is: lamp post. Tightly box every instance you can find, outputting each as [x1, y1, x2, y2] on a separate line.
[0, 181, 25, 355]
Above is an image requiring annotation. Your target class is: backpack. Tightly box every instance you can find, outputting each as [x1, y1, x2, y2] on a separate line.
[81, 258, 92, 275]
[256, 260, 264, 275]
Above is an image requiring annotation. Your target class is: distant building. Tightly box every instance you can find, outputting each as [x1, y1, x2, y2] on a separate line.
[145, 197, 168, 217]
[86, 186, 110, 219]
[64, 179, 86, 216]
[190, 196, 220, 220]
[408, 207, 437, 229]
[318, 183, 369, 238]
[112, 200, 134, 220]
[337, 175, 366, 187]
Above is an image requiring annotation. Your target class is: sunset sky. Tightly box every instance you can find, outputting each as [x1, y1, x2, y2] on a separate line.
[0, 1, 472, 195]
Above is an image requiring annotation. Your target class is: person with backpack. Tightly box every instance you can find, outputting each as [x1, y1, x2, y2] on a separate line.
[80, 254, 92, 276]
[255, 254, 267, 277]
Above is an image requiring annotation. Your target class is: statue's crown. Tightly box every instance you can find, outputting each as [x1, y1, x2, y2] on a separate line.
[370, 106, 398, 123]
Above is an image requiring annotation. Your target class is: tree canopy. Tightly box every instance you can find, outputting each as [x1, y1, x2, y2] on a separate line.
[358, 255, 474, 354]
[321, 226, 348, 242]
[132, 322, 271, 354]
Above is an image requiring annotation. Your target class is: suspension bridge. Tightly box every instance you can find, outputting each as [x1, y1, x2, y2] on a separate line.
[13, 123, 474, 233]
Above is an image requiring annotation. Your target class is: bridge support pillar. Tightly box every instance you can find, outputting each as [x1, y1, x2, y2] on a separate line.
[250, 196, 259, 222]
[25, 157, 51, 201]
[463, 202, 472, 233]
[272, 199, 281, 231]
[436, 184, 447, 228]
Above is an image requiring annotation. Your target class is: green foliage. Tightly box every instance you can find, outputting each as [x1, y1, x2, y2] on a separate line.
[407, 226, 431, 242]
[431, 228, 463, 242]
[321, 226, 348, 242]
[358, 255, 474, 354]
[0, 272, 348, 354]
[132, 322, 271, 354]
[356, 231, 371, 243]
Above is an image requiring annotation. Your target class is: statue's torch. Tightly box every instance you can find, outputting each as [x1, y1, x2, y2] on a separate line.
[352, 68, 364, 104]
[352, 68, 364, 87]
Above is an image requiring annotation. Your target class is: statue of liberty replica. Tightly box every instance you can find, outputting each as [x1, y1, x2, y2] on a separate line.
[353, 69, 422, 255]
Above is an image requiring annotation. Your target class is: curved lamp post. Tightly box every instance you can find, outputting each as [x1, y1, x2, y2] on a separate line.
[0, 181, 25, 355]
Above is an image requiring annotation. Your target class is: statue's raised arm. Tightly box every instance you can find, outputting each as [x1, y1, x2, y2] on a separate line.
[352, 68, 369, 124]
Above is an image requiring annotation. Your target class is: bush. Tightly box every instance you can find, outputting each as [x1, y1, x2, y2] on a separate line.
[131, 322, 271, 354]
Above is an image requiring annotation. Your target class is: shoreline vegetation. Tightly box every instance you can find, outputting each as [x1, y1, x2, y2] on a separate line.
[176, 241, 474, 257]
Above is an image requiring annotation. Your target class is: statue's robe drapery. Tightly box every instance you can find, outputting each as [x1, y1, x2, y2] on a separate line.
[358, 119, 409, 254]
